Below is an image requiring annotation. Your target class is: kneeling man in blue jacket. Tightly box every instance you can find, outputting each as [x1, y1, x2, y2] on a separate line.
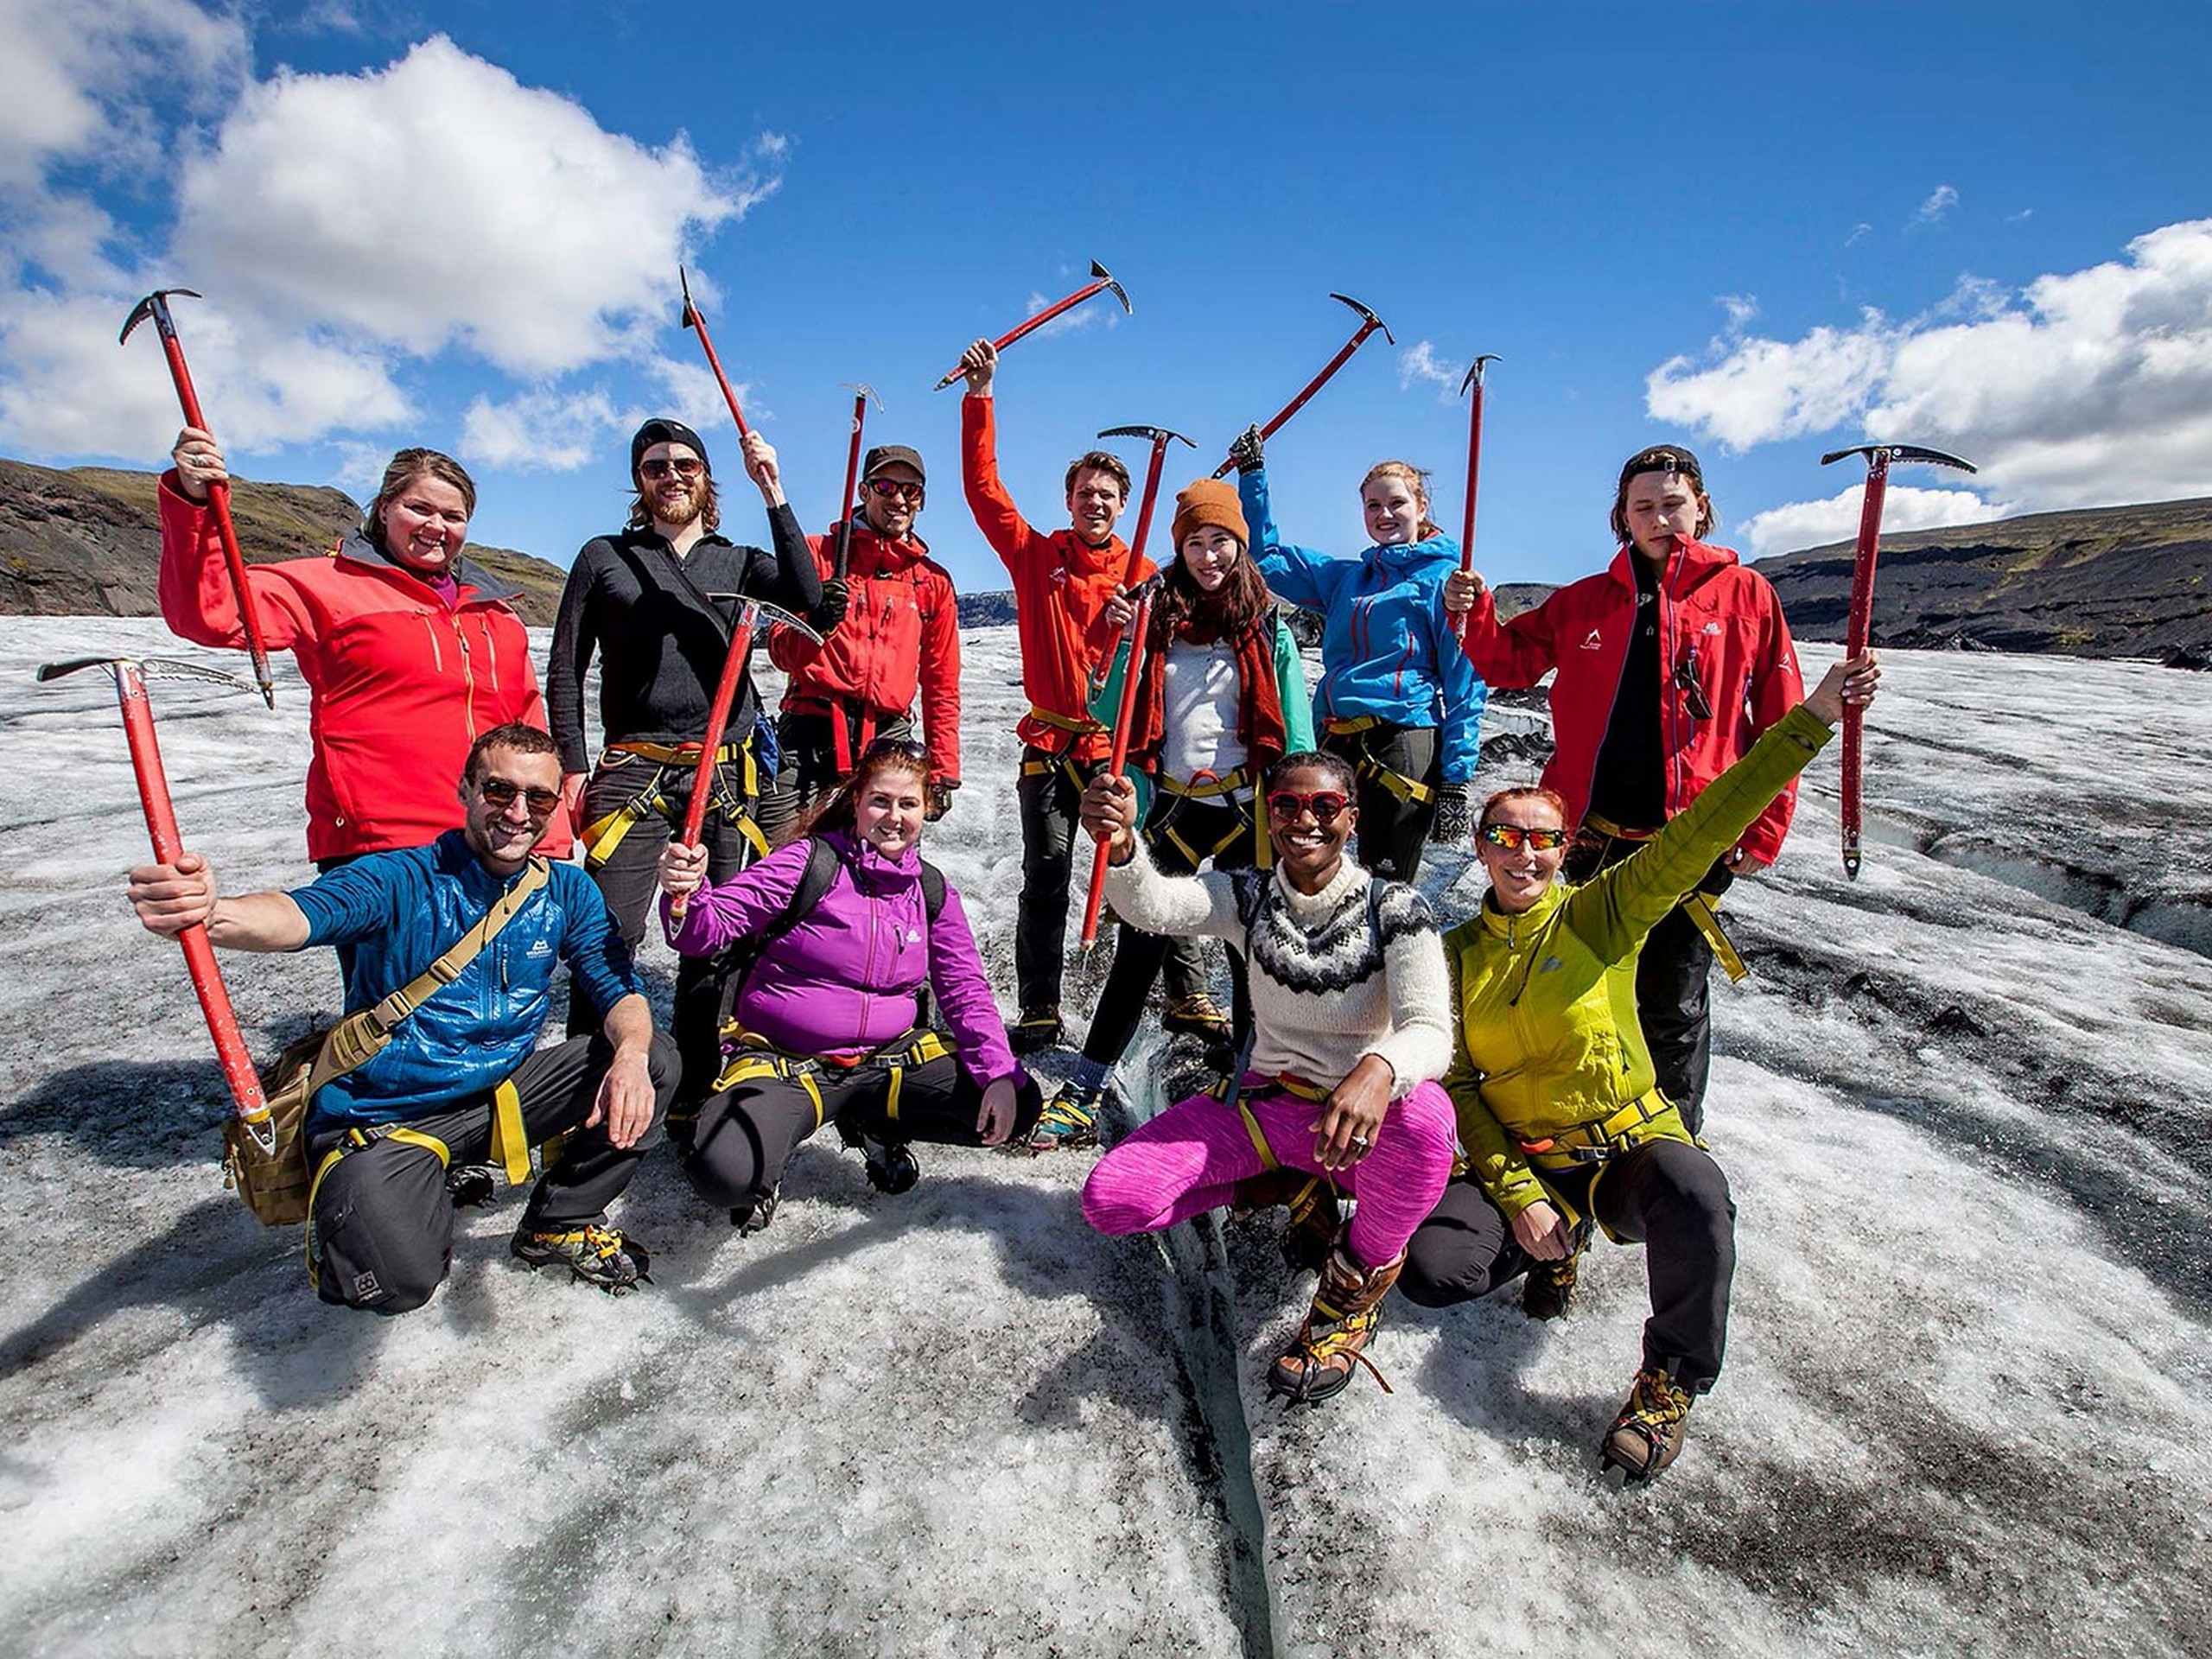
[130, 722, 675, 1311]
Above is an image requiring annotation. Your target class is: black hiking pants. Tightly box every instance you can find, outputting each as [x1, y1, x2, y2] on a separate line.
[1077, 793, 1252, 1069]
[305, 1031, 677, 1315]
[1320, 721, 1439, 883]
[1015, 744, 1203, 1019]
[679, 1051, 1045, 1214]
[1400, 1138, 1736, 1392]
[754, 708, 917, 840]
[571, 748, 759, 1106]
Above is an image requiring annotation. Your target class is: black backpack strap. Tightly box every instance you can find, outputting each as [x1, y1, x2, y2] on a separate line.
[918, 858, 947, 924]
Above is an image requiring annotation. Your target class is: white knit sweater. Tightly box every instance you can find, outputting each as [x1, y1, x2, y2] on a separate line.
[1104, 842, 1452, 1097]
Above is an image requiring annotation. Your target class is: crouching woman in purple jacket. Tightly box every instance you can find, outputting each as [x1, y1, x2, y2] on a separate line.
[658, 739, 1043, 1230]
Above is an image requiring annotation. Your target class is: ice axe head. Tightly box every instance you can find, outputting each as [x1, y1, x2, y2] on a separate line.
[1459, 353, 1503, 396]
[1821, 442, 1978, 474]
[36, 654, 257, 693]
[678, 264, 703, 331]
[1328, 291, 1394, 346]
[841, 381, 884, 414]
[1096, 424, 1195, 452]
[1092, 259, 1132, 315]
[119, 288, 203, 346]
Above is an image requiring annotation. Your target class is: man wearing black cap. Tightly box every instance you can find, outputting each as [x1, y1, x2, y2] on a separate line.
[547, 420, 824, 1106]
[757, 440, 963, 833]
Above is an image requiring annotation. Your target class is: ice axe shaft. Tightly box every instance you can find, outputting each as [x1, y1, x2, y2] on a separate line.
[1211, 293, 1394, 478]
[1452, 354, 1501, 640]
[1097, 424, 1195, 589]
[933, 260, 1131, 391]
[1819, 442, 1977, 880]
[1079, 585, 1157, 949]
[670, 598, 823, 919]
[35, 655, 271, 1147]
[834, 383, 882, 580]
[120, 289, 277, 710]
[679, 267, 752, 442]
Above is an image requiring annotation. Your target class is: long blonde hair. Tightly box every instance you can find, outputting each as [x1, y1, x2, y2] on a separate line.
[1360, 460, 1442, 541]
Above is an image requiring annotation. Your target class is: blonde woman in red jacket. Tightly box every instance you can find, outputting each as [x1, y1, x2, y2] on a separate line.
[162, 427, 564, 868]
[1442, 445, 1801, 1141]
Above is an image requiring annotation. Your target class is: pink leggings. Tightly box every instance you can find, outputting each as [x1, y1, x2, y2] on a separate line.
[1081, 1079, 1457, 1267]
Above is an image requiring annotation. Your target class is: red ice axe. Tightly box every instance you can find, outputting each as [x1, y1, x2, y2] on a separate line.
[832, 381, 883, 580]
[121, 289, 277, 711]
[668, 597, 823, 921]
[1211, 293, 1394, 479]
[1819, 442, 1977, 880]
[679, 266, 753, 441]
[1080, 581, 1160, 950]
[933, 260, 1132, 391]
[1087, 423, 1192, 702]
[1452, 354, 1502, 640]
[36, 653, 273, 1150]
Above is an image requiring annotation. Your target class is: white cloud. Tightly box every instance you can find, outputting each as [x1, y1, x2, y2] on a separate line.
[1646, 219, 2212, 512]
[1846, 223, 1872, 247]
[1397, 340, 1462, 393]
[1718, 293, 1759, 332]
[1912, 184, 1959, 227]
[461, 387, 626, 473]
[1021, 285, 1120, 340]
[1738, 482, 2016, 558]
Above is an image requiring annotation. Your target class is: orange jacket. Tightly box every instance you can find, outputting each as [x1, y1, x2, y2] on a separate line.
[767, 522, 962, 782]
[961, 396, 1154, 761]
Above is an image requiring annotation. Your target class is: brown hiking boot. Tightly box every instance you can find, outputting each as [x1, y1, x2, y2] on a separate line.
[1161, 992, 1233, 1046]
[1009, 1007, 1063, 1054]
[1522, 1248, 1582, 1321]
[1268, 1234, 1403, 1404]
[1601, 1365, 1694, 1483]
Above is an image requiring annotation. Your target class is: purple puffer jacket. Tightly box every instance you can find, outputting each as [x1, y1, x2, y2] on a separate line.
[661, 828, 1020, 1084]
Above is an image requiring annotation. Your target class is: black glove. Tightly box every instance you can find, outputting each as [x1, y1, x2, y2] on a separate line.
[927, 779, 959, 822]
[1227, 423, 1265, 475]
[810, 578, 849, 639]
[1428, 784, 1472, 846]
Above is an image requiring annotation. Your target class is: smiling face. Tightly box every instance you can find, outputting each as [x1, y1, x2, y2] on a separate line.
[1620, 468, 1710, 565]
[1362, 471, 1426, 547]
[854, 760, 929, 858]
[1477, 794, 1571, 915]
[638, 441, 707, 531]
[458, 743, 563, 874]
[379, 473, 472, 575]
[1179, 524, 1243, 592]
[861, 462, 925, 539]
[1267, 761, 1358, 893]
[1066, 466, 1128, 547]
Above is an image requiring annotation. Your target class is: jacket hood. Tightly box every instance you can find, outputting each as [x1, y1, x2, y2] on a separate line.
[837, 518, 933, 575]
[823, 824, 925, 887]
[1605, 535, 1741, 592]
[337, 529, 520, 603]
[1365, 531, 1459, 576]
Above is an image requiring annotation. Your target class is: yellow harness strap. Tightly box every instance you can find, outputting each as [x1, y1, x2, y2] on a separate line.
[608, 739, 747, 766]
[1238, 1102, 1278, 1171]
[490, 1078, 531, 1186]
[1322, 716, 1435, 806]
[1681, 893, 1749, 982]
[1520, 1089, 1682, 1173]
[583, 744, 767, 869]
[1025, 704, 1106, 739]
[303, 1125, 451, 1288]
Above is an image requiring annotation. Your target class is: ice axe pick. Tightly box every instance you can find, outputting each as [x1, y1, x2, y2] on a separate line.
[933, 260, 1131, 391]
[1818, 442, 1977, 880]
[1096, 423, 1195, 589]
[1212, 293, 1394, 478]
[834, 381, 884, 580]
[120, 289, 277, 710]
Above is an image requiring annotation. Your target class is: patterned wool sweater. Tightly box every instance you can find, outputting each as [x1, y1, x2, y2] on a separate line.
[1104, 842, 1452, 1097]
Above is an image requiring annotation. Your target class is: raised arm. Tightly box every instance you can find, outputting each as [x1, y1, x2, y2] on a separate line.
[960, 388, 1052, 575]
[129, 851, 311, 951]
[156, 429, 310, 651]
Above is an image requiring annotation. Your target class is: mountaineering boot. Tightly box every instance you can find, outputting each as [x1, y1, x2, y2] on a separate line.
[511, 1221, 650, 1294]
[1161, 992, 1234, 1046]
[1013, 1082, 1105, 1154]
[1281, 1179, 1341, 1274]
[445, 1164, 497, 1208]
[1009, 1007, 1064, 1055]
[1601, 1364, 1694, 1483]
[1523, 1226, 1591, 1321]
[1268, 1232, 1404, 1404]
[731, 1183, 781, 1236]
[862, 1135, 920, 1195]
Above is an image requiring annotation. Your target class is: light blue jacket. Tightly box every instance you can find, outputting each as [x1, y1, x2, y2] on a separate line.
[1239, 465, 1485, 785]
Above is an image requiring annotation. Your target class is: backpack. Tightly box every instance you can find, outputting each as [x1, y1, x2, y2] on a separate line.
[721, 836, 950, 1016]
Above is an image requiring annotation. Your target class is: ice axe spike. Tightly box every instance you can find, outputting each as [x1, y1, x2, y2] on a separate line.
[119, 288, 277, 710]
[1452, 354, 1503, 640]
[35, 654, 272, 1148]
[1096, 424, 1195, 588]
[1211, 292, 1395, 478]
[933, 259, 1131, 391]
[833, 382, 885, 580]
[1819, 442, 1978, 880]
[678, 265, 753, 442]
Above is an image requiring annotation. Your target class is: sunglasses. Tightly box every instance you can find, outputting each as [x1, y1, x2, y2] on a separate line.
[640, 457, 704, 480]
[867, 478, 924, 502]
[478, 778, 562, 817]
[1478, 823, 1570, 852]
[860, 736, 931, 764]
[1266, 790, 1351, 825]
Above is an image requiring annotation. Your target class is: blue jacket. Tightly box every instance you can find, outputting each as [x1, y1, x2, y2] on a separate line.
[1239, 465, 1485, 785]
[289, 832, 641, 1131]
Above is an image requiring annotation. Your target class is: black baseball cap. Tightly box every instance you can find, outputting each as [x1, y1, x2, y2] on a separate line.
[861, 443, 925, 484]
[632, 418, 709, 475]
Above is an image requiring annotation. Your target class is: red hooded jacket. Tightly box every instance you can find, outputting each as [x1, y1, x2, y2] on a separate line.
[157, 475, 567, 862]
[962, 396, 1154, 762]
[1459, 536, 1803, 865]
[766, 521, 962, 784]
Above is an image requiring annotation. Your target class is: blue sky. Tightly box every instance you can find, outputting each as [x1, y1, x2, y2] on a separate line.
[4, 0, 2210, 594]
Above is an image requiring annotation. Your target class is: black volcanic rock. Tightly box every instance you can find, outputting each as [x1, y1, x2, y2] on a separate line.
[1755, 497, 2212, 660]
[0, 457, 569, 625]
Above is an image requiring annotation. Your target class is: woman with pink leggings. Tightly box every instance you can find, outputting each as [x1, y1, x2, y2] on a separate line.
[1076, 749, 1455, 1404]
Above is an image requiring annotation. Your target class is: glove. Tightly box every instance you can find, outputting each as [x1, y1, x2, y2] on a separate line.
[810, 578, 850, 638]
[1227, 423, 1265, 475]
[927, 779, 959, 823]
[1428, 784, 1472, 847]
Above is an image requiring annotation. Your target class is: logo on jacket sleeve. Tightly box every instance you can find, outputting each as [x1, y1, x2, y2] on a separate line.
[1580, 629, 1605, 651]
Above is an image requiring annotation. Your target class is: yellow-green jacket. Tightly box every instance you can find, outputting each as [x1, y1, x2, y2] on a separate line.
[1442, 703, 1834, 1218]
